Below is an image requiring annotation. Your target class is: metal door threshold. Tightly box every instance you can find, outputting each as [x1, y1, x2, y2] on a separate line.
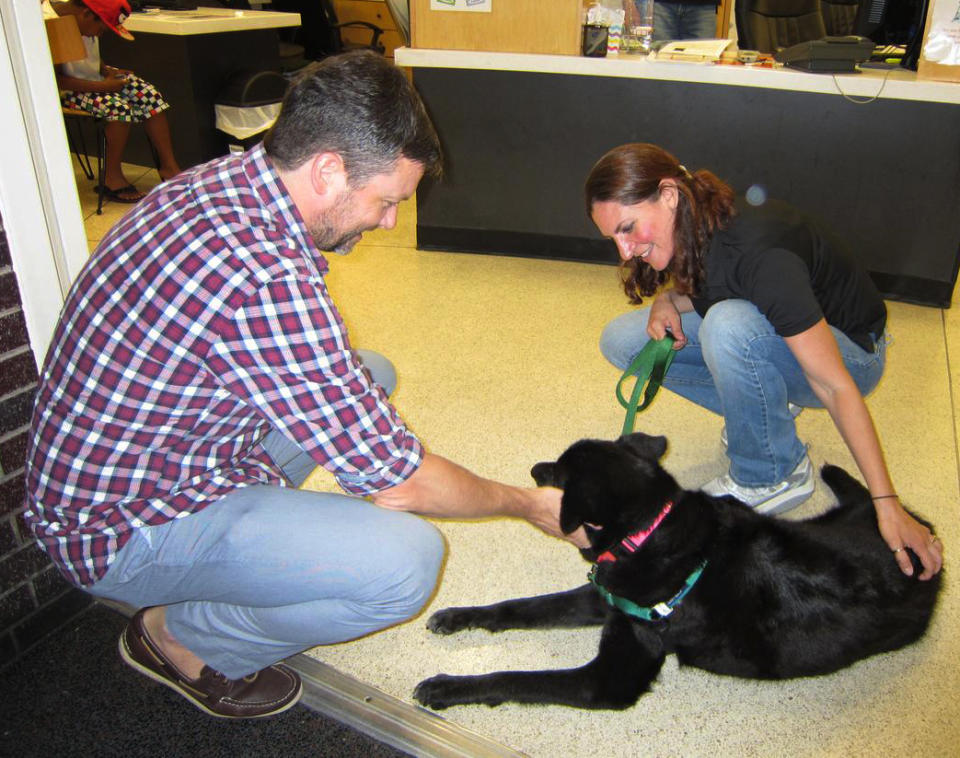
[97, 599, 523, 757]
[287, 653, 525, 758]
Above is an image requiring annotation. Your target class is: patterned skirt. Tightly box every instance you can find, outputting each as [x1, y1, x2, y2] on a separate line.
[60, 75, 170, 123]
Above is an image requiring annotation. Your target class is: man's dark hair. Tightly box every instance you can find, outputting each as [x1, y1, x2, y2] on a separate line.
[264, 51, 442, 185]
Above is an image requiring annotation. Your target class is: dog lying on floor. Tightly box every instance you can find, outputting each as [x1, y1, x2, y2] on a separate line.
[414, 433, 942, 710]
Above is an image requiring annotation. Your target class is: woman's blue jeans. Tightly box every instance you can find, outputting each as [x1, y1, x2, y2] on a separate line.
[88, 350, 445, 679]
[600, 300, 886, 487]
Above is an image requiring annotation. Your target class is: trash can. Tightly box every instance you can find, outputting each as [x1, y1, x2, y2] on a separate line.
[215, 70, 289, 155]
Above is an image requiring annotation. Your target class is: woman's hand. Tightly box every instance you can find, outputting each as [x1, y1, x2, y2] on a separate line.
[875, 499, 943, 580]
[647, 294, 687, 348]
[785, 320, 942, 580]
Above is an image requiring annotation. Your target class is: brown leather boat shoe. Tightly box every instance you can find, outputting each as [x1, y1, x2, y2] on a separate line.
[119, 608, 303, 719]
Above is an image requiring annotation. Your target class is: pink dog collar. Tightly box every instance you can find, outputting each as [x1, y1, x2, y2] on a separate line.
[596, 500, 674, 563]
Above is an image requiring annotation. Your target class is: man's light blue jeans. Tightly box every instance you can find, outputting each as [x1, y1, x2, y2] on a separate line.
[600, 301, 886, 487]
[88, 350, 444, 679]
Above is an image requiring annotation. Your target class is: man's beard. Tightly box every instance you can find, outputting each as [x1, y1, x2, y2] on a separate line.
[309, 224, 364, 255]
[306, 192, 368, 255]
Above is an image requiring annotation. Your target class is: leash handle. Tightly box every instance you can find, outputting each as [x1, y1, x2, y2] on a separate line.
[616, 335, 676, 436]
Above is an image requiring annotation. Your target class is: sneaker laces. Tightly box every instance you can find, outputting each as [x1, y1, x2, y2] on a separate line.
[704, 456, 813, 509]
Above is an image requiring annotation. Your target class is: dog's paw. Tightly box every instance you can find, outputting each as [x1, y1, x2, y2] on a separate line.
[413, 674, 457, 709]
[426, 606, 478, 635]
[414, 674, 504, 710]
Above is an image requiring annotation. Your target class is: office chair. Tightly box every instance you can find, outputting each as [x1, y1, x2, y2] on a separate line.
[818, 0, 859, 36]
[272, 0, 386, 61]
[735, 0, 828, 53]
[384, 0, 410, 46]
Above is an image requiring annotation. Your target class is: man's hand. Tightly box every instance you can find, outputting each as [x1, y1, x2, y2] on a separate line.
[372, 453, 589, 548]
[522, 486, 589, 548]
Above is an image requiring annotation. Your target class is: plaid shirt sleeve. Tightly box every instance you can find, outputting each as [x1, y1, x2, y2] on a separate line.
[207, 272, 422, 494]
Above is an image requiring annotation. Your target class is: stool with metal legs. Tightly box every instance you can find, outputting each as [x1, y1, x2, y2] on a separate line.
[62, 107, 107, 215]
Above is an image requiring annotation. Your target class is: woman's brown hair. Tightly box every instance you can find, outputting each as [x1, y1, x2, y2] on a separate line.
[584, 143, 736, 304]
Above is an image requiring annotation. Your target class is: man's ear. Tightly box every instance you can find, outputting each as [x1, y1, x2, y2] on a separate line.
[309, 152, 347, 200]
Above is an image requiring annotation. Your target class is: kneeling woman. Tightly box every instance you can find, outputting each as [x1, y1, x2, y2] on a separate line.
[586, 142, 941, 580]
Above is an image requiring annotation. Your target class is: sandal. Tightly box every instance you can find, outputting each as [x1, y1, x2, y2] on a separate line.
[96, 184, 146, 204]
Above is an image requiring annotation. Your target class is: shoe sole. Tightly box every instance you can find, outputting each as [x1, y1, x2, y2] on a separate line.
[118, 630, 303, 719]
[752, 478, 815, 516]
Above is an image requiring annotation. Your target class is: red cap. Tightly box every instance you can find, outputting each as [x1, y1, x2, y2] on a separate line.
[84, 0, 134, 41]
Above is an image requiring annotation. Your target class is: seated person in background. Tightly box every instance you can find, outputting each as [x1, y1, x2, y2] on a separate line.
[48, 0, 181, 203]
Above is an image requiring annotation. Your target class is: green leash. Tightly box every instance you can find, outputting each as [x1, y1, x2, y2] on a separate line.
[616, 335, 676, 436]
[593, 334, 706, 625]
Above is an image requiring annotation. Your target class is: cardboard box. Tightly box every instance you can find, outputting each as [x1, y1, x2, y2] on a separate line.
[916, 0, 960, 83]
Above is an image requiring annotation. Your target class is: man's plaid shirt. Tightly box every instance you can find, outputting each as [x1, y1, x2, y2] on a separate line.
[24, 145, 423, 587]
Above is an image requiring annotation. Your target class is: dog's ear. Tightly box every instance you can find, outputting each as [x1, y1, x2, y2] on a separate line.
[558, 480, 590, 534]
[530, 461, 557, 488]
[618, 432, 667, 461]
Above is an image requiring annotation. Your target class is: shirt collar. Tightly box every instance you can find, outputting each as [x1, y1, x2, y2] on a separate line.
[243, 144, 329, 277]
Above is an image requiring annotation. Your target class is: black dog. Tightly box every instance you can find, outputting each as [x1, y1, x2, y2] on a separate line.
[414, 433, 941, 710]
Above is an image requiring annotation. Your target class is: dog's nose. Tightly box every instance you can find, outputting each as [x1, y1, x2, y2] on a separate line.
[530, 462, 555, 486]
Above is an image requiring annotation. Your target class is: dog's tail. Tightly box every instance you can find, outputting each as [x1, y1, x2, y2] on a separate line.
[820, 463, 869, 503]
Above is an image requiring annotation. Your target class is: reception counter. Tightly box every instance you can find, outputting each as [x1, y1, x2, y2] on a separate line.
[397, 48, 960, 307]
[122, 7, 299, 35]
[101, 8, 300, 167]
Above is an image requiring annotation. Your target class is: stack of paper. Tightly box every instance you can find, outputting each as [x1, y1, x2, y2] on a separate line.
[655, 39, 734, 62]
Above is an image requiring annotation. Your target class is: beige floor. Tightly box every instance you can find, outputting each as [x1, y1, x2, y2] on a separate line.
[84, 165, 959, 757]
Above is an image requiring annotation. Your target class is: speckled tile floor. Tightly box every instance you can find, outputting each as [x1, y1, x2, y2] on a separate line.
[83, 164, 960, 758]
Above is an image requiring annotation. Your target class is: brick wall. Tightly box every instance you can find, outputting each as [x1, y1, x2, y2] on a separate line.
[0, 212, 92, 669]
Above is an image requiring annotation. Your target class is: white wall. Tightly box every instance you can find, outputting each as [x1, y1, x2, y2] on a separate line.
[0, 1, 93, 367]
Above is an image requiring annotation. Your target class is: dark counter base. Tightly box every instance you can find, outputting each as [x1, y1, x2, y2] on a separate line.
[418, 226, 955, 308]
[418, 226, 618, 265]
[413, 67, 960, 309]
[101, 30, 282, 168]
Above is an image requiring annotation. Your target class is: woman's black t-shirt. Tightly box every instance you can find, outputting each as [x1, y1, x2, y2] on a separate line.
[688, 198, 886, 352]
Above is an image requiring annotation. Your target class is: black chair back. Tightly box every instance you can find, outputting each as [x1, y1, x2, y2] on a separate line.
[735, 0, 828, 53]
[273, 0, 385, 61]
[819, 0, 859, 36]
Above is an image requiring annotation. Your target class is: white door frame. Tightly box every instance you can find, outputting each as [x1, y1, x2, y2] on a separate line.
[1, 2, 93, 368]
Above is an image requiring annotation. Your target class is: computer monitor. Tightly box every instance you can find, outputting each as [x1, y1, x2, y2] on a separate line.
[853, 0, 889, 40]
[852, 0, 929, 69]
